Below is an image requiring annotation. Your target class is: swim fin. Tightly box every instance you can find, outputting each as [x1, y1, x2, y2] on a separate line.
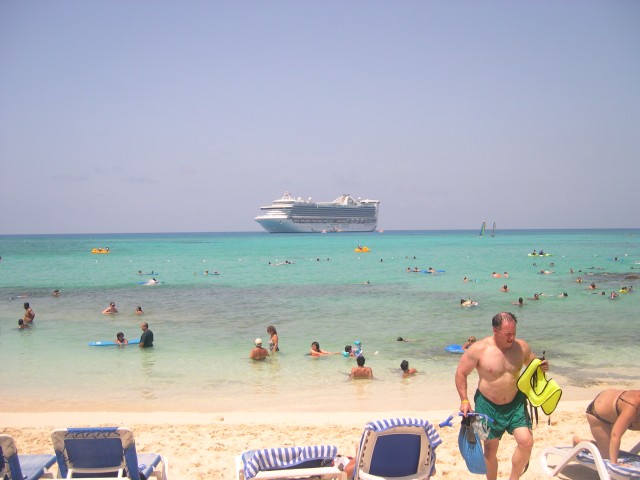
[458, 416, 487, 474]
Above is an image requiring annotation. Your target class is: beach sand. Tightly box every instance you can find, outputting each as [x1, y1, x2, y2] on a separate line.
[3, 401, 640, 479]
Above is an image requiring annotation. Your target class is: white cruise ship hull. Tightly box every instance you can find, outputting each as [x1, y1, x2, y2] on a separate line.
[255, 217, 377, 233]
[255, 192, 379, 233]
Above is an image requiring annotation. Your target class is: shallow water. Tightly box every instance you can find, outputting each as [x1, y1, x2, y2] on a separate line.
[1, 229, 638, 412]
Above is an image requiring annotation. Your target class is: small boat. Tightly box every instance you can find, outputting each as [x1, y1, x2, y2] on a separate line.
[490, 222, 496, 237]
[479, 221, 486, 237]
[91, 247, 110, 254]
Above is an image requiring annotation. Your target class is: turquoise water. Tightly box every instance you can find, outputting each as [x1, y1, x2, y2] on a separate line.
[1, 230, 638, 412]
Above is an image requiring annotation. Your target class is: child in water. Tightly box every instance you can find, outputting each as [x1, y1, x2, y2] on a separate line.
[115, 332, 128, 345]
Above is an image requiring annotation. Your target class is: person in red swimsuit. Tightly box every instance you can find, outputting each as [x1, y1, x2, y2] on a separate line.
[573, 389, 640, 464]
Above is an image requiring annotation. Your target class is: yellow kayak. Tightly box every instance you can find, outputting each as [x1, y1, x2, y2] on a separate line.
[91, 248, 110, 254]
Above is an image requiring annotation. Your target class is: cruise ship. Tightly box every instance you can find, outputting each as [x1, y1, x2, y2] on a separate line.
[255, 192, 380, 233]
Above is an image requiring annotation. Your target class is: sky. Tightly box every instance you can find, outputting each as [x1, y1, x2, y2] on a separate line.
[1, 1, 639, 234]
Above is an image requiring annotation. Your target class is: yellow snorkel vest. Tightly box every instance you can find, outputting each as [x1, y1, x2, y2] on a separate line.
[517, 358, 562, 415]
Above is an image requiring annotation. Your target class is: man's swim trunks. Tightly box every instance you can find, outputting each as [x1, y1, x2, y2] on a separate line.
[474, 389, 531, 440]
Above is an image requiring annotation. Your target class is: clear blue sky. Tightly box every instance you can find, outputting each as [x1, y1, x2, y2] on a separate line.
[1, 1, 638, 234]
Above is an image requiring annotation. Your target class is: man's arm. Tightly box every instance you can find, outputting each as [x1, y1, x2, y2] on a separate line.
[455, 347, 479, 415]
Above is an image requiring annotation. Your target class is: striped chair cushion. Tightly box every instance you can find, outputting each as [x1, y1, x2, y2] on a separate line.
[242, 445, 338, 480]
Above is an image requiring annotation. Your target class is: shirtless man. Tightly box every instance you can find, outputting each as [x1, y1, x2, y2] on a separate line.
[350, 355, 373, 379]
[102, 302, 118, 314]
[249, 338, 269, 360]
[455, 312, 548, 480]
[23, 302, 35, 324]
[400, 360, 417, 378]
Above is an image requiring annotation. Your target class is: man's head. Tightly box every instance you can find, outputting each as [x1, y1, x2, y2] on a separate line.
[141, 322, 148, 331]
[492, 312, 517, 349]
[400, 360, 409, 371]
[357, 355, 365, 367]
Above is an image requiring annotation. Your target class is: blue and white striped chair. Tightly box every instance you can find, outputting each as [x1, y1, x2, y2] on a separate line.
[51, 427, 168, 479]
[353, 418, 442, 480]
[0, 434, 55, 480]
[541, 440, 640, 480]
[236, 445, 346, 480]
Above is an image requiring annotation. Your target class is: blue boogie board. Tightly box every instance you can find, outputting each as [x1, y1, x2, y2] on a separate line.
[89, 339, 140, 347]
[445, 344, 465, 354]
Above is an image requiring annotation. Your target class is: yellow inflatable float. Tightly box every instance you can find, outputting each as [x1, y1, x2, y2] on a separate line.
[354, 246, 370, 253]
[91, 247, 110, 254]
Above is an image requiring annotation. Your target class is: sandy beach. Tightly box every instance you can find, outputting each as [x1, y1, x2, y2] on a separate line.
[3, 400, 640, 479]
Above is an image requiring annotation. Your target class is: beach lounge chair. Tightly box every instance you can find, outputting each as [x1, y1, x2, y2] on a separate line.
[51, 427, 168, 479]
[540, 440, 640, 480]
[236, 445, 346, 480]
[353, 417, 442, 480]
[0, 434, 56, 480]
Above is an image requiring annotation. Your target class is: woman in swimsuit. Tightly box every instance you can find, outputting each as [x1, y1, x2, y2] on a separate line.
[573, 389, 640, 464]
[266, 325, 279, 352]
[309, 341, 337, 357]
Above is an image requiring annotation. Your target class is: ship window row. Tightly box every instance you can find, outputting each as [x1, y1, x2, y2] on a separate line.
[291, 211, 377, 218]
[292, 217, 376, 224]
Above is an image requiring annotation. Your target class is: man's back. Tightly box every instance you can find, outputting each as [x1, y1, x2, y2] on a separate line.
[350, 366, 373, 379]
[250, 347, 269, 360]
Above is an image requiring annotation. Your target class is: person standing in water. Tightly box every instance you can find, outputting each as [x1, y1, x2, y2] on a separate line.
[23, 302, 35, 324]
[139, 322, 154, 348]
[267, 325, 279, 352]
[250, 338, 269, 360]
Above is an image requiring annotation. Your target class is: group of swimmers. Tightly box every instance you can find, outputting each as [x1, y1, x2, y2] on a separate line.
[250, 333, 421, 380]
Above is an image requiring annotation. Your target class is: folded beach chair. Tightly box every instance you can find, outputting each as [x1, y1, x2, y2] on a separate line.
[51, 427, 168, 479]
[353, 417, 442, 480]
[0, 434, 56, 480]
[540, 440, 640, 480]
[236, 445, 346, 480]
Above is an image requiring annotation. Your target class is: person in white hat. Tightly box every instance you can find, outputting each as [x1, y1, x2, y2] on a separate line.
[249, 338, 269, 360]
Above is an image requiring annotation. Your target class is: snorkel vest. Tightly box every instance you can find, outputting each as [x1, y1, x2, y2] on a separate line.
[517, 358, 562, 415]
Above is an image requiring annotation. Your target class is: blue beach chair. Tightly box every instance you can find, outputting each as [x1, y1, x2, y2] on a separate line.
[0, 434, 56, 480]
[236, 444, 345, 480]
[353, 418, 442, 480]
[51, 427, 168, 479]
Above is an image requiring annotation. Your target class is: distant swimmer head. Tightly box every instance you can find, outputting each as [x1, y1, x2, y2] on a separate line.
[397, 337, 404, 342]
[400, 360, 409, 371]
[254, 338, 262, 346]
[345, 345, 352, 353]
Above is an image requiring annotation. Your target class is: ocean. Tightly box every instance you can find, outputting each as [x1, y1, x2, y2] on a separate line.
[1, 229, 638, 413]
